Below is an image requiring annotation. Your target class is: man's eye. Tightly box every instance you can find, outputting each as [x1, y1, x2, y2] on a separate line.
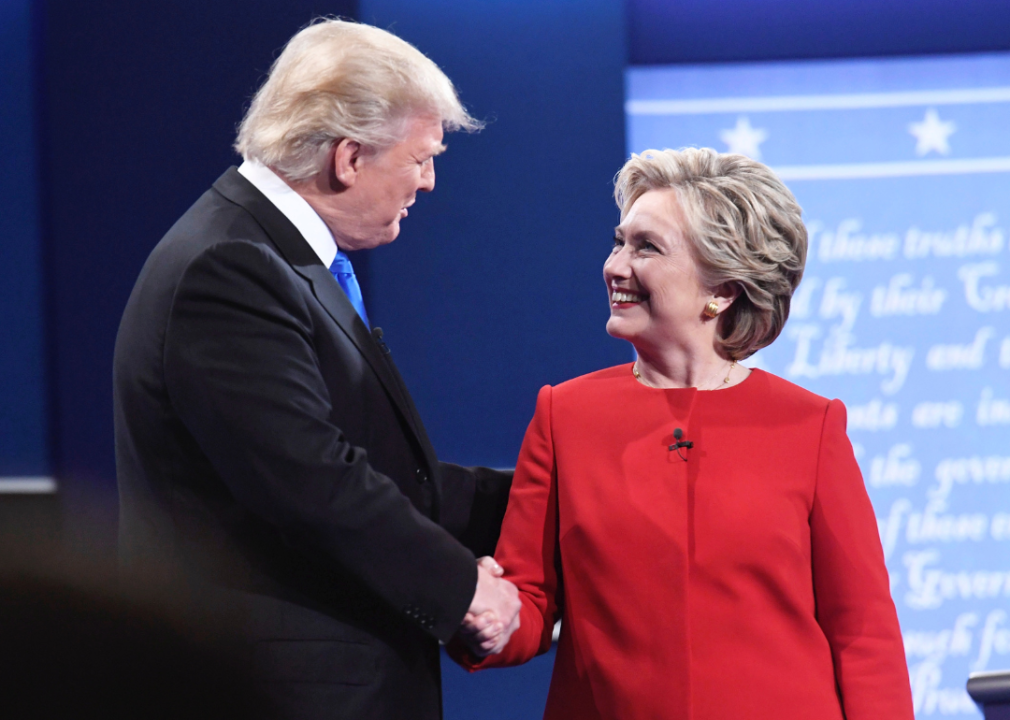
[612, 236, 624, 249]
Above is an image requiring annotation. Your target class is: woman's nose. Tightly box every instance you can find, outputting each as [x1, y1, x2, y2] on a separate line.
[604, 247, 631, 280]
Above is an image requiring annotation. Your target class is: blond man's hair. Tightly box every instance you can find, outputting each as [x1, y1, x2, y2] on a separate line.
[235, 19, 481, 181]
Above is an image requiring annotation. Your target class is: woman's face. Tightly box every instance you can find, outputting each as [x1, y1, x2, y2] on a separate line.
[604, 189, 712, 352]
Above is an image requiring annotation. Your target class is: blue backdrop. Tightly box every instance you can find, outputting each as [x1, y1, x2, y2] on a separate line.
[358, 0, 630, 468]
[0, 0, 47, 482]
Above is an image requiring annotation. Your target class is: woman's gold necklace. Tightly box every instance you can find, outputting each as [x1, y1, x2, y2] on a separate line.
[632, 359, 737, 389]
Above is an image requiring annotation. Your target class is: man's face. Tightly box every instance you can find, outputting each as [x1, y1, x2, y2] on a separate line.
[337, 114, 445, 250]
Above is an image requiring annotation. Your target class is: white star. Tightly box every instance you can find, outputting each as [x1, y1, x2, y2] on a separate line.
[719, 117, 768, 159]
[909, 109, 956, 156]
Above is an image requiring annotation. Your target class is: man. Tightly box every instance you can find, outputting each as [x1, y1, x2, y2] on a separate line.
[114, 19, 519, 719]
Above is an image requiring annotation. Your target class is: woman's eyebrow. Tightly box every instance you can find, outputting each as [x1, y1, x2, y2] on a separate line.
[618, 228, 664, 243]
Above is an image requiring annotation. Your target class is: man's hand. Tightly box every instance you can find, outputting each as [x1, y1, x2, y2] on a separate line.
[458, 557, 520, 657]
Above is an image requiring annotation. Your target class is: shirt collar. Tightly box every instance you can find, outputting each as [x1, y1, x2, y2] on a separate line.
[238, 159, 337, 268]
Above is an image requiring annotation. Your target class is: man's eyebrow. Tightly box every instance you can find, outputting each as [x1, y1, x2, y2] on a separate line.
[432, 143, 447, 156]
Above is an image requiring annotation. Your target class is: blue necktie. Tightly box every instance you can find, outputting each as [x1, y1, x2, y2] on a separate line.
[329, 250, 370, 329]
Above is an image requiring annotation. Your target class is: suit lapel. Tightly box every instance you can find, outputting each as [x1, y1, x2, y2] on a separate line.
[211, 168, 426, 454]
[300, 264, 423, 441]
[370, 336, 440, 477]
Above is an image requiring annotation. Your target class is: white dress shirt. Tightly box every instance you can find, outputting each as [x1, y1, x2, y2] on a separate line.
[238, 159, 337, 268]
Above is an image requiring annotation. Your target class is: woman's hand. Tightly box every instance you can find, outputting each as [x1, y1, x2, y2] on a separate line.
[457, 557, 521, 656]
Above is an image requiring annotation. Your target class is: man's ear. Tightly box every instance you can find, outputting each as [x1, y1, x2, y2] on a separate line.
[332, 138, 363, 187]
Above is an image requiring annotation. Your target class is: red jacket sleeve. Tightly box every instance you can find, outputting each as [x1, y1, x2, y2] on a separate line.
[811, 399, 914, 719]
[448, 385, 560, 670]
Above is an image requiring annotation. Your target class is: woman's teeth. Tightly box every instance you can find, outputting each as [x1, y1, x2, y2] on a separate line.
[612, 291, 644, 303]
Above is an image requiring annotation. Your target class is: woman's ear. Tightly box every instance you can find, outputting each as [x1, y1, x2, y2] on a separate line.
[712, 281, 742, 314]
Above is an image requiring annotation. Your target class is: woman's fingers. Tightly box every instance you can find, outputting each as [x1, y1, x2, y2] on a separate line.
[460, 610, 499, 637]
[477, 556, 504, 577]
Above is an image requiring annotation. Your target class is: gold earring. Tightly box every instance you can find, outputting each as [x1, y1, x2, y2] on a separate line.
[704, 300, 719, 318]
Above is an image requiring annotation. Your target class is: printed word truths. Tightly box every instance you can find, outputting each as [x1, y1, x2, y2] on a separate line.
[811, 213, 1005, 263]
[847, 398, 898, 431]
[911, 400, 963, 429]
[959, 262, 1010, 312]
[905, 213, 1005, 259]
[787, 325, 913, 394]
[870, 274, 947, 317]
[904, 550, 1010, 609]
[868, 444, 920, 488]
[977, 387, 1010, 426]
[925, 327, 994, 371]
[929, 454, 1010, 503]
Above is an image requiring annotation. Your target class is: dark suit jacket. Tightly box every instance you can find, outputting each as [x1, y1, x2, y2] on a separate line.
[114, 167, 511, 719]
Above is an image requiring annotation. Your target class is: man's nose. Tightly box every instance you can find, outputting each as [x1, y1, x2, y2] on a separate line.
[419, 162, 435, 192]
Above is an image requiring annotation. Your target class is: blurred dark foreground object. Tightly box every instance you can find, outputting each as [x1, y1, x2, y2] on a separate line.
[968, 671, 1010, 720]
[0, 553, 277, 720]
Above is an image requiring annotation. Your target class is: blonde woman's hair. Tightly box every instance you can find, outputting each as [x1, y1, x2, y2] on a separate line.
[614, 147, 807, 360]
[235, 18, 481, 181]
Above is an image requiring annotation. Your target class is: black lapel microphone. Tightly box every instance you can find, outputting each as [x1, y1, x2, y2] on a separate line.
[372, 326, 391, 355]
[669, 428, 693, 462]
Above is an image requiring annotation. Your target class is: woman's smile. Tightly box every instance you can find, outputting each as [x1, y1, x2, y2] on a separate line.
[610, 288, 647, 306]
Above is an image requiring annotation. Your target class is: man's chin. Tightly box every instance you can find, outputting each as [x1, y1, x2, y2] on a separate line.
[355, 224, 400, 250]
[381, 221, 401, 245]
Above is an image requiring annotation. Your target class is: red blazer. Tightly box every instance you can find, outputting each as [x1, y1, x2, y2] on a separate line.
[454, 365, 913, 720]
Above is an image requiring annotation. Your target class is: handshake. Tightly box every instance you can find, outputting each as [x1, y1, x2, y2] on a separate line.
[457, 557, 522, 657]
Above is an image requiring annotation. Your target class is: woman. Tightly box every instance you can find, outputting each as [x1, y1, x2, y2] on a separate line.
[452, 148, 913, 719]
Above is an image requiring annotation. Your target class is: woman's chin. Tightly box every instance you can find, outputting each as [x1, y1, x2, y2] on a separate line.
[605, 317, 639, 343]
